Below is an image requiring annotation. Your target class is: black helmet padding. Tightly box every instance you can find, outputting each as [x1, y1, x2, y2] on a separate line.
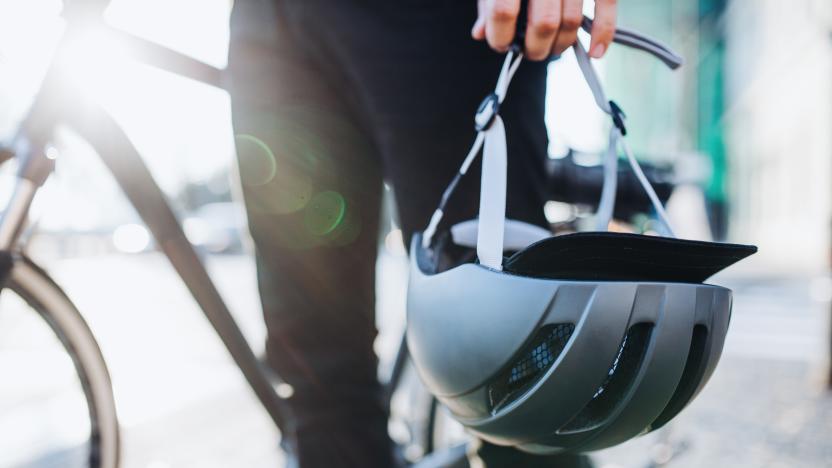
[504, 232, 757, 283]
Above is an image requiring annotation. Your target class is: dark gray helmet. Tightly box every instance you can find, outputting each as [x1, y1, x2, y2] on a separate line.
[406, 20, 756, 454]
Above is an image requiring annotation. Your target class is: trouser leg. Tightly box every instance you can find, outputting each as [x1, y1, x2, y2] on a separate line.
[230, 0, 594, 466]
[228, 1, 393, 466]
[314, 4, 593, 466]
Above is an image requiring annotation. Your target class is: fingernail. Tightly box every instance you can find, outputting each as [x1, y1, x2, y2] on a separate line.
[590, 43, 607, 58]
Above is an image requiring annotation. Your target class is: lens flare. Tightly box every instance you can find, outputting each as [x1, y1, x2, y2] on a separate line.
[304, 191, 346, 236]
[235, 134, 277, 187]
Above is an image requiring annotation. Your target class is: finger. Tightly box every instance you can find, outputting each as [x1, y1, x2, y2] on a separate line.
[590, 0, 617, 57]
[524, 0, 561, 61]
[472, 16, 486, 40]
[485, 0, 521, 52]
[551, 0, 582, 56]
[472, 0, 487, 40]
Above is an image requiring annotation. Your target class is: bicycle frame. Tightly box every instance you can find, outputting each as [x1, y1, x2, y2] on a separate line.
[0, 5, 296, 430]
[0, 1, 420, 456]
[0, 0, 416, 440]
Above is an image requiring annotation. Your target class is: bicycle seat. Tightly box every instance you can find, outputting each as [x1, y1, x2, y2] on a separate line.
[504, 232, 756, 283]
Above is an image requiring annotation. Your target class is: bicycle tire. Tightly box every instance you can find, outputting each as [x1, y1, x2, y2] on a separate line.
[3, 255, 120, 468]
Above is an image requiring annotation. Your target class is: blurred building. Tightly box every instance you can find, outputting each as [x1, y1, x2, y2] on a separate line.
[725, 0, 832, 271]
[610, 0, 832, 270]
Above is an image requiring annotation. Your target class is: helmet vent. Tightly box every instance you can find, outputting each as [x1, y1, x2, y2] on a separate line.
[648, 324, 709, 431]
[559, 323, 653, 433]
[488, 323, 575, 412]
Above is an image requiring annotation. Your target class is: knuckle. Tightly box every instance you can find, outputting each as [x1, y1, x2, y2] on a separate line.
[562, 14, 582, 30]
[490, 1, 518, 22]
[531, 15, 561, 36]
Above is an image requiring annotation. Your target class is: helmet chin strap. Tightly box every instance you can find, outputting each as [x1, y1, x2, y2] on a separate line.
[572, 40, 676, 236]
[421, 47, 523, 256]
[422, 22, 681, 270]
[477, 113, 508, 270]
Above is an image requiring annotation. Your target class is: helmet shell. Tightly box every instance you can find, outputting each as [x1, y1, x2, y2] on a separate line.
[406, 234, 732, 453]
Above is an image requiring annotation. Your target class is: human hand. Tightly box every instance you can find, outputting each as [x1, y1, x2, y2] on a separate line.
[471, 0, 617, 61]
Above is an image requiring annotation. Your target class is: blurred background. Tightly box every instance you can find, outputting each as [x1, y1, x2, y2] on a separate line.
[0, 0, 830, 467]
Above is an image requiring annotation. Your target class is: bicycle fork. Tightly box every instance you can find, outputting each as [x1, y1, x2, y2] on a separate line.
[0, 139, 54, 284]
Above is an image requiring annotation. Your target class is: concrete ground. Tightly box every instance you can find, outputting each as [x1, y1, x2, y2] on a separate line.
[595, 269, 832, 468]
[1, 249, 830, 467]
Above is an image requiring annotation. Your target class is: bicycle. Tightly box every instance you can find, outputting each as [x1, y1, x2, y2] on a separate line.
[0, 2, 688, 467]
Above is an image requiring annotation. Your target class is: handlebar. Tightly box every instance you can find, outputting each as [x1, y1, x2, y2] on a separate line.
[512, 0, 684, 69]
[546, 150, 675, 220]
[582, 16, 684, 69]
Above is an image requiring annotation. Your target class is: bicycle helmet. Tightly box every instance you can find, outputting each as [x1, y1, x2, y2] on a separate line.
[406, 18, 756, 454]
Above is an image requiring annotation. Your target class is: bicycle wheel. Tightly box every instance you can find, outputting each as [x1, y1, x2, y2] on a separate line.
[0, 256, 119, 468]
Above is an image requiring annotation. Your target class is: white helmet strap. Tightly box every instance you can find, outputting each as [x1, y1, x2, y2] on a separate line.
[422, 17, 681, 270]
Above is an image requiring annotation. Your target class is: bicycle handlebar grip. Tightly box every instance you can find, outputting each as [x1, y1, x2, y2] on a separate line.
[546, 153, 675, 219]
[581, 16, 684, 69]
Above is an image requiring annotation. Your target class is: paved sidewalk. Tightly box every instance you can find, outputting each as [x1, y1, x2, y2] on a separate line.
[595, 357, 832, 468]
[595, 271, 832, 468]
[3, 252, 828, 467]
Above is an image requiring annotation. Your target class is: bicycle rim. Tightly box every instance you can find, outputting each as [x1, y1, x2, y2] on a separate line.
[0, 256, 119, 468]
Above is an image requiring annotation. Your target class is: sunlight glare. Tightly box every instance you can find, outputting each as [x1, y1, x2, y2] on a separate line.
[47, 3, 236, 198]
[112, 223, 151, 253]
[59, 27, 131, 102]
[0, 1, 64, 140]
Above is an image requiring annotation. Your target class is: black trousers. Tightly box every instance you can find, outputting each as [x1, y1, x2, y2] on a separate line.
[228, 1, 586, 466]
